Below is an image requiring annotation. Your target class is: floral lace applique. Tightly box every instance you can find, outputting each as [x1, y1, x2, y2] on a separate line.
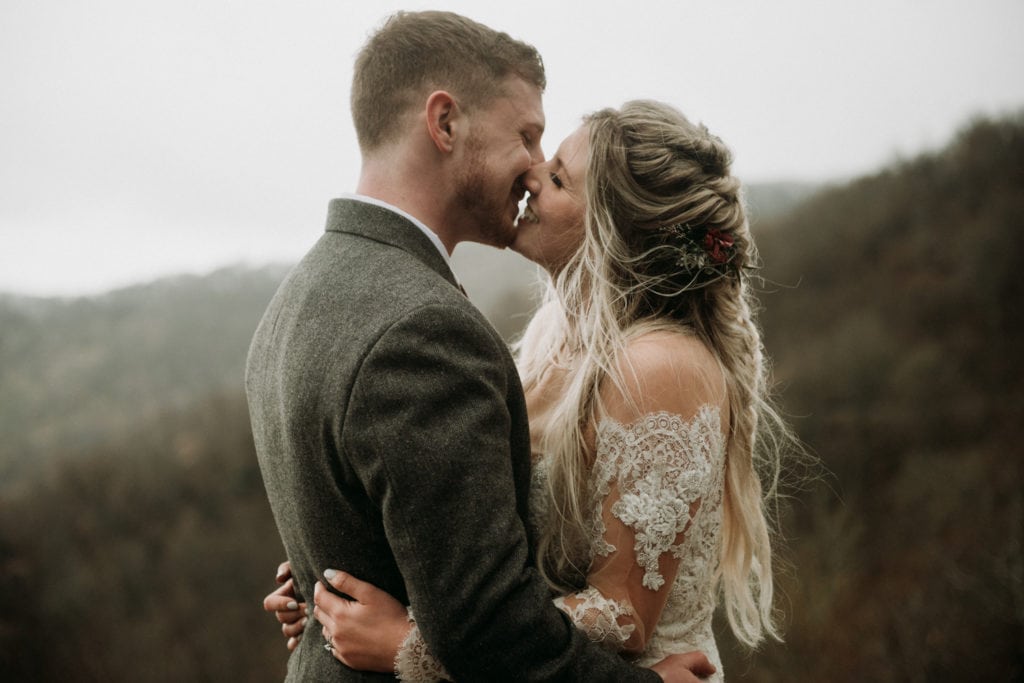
[393, 589, 638, 681]
[591, 409, 722, 592]
[553, 586, 636, 650]
[394, 608, 450, 682]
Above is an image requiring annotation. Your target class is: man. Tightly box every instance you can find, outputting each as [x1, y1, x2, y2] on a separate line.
[248, 11, 712, 682]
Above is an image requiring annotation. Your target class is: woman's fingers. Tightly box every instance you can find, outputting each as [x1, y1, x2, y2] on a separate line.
[276, 606, 307, 626]
[282, 616, 308, 639]
[264, 578, 306, 624]
[276, 560, 292, 584]
[263, 579, 290, 612]
[323, 573, 372, 602]
[313, 583, 341, 629]
[314, 578, 354, 616]
[263, 593, 296, 613]
[320, 623, 342, 658]
[322, 568, 388, 605]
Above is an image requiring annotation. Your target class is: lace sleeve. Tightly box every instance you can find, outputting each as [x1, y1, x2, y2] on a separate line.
[553, 586, 636, 650]
[550, 408, 724, 654]
[592, 408, 723, 592]
[394, 608, 451, 683]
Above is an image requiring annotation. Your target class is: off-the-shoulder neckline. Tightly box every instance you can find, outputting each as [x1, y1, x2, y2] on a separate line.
[596, 405, 722, 434]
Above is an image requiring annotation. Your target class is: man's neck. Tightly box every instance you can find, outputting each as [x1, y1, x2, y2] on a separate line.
[357, 158, 460, 255]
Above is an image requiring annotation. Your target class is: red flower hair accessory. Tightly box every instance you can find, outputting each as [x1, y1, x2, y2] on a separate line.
[703, 228, 735, 264]
[661, 223, 739, 279]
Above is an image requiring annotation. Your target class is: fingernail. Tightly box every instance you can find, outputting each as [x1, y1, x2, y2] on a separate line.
[324, 568, 338, 580]
[286, 600, 298, 610]
[300, 617, 308, 627]
[287, 637, 297, 649]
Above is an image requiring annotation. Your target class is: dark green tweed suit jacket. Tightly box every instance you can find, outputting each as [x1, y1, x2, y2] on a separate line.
[246, 198, 659, 682]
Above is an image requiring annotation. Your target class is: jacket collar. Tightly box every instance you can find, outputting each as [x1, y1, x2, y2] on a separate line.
[324, 197, 460, 289]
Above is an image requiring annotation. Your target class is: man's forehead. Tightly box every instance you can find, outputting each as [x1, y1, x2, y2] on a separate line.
[500, 80, 545, 130]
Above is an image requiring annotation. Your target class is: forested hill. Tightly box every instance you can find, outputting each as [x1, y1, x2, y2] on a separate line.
[758, 111, 1022, 466]
[0, 118, 1021, 680]
[0, 264, 289, 486]
[726, 112, 1024, 679]
[760, 112, 1023, 414]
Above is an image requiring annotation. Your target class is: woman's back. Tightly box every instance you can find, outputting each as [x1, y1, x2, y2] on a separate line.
[526, 329, 728, 680]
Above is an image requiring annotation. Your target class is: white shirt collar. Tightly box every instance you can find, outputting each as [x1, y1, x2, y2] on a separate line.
[340, 193, 452, 268]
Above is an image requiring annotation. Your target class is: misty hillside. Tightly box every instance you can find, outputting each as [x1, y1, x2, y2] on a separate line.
[1, 124, 1021, 681]
[0, 265, 290, 487]
[0, 182, 812, 488]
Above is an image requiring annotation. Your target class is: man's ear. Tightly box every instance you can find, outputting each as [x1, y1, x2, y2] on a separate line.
[425, 91, 460, 153]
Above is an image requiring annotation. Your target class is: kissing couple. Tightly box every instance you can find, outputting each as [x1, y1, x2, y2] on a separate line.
[247, 10, 795, 682]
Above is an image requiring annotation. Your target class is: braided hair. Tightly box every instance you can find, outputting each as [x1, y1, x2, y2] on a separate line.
[516, 100, 794, 647]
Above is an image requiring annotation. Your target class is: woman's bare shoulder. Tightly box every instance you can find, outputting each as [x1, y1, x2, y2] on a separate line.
[606, 327, 727, 419]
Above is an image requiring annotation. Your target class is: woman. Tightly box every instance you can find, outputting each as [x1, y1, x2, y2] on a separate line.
[267, 100, 795, 681]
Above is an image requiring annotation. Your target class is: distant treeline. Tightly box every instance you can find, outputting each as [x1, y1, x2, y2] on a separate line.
[1, 113, 1021, 681]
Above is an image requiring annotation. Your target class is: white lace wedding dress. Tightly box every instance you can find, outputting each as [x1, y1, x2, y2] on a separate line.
[395, 407, 726, 682]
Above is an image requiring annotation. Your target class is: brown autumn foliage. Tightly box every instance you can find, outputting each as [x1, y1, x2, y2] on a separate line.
[0, 393, 288, 681]
[716, 112, 1024, 681]
[1, 113, 1021, 681]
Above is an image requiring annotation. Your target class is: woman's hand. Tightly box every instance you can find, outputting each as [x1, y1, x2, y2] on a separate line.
[314, 569, 412, 673]
[262, 561, 308, 651]
[650, 651, 716, 682]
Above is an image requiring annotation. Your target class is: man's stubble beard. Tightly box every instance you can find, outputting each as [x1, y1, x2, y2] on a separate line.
[454, 135, 516, 248]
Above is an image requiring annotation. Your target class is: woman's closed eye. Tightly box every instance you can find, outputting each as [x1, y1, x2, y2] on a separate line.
[550, 172, 564, 189]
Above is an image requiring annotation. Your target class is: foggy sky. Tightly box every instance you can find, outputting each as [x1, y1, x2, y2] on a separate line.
[2, 0, 1022, 296]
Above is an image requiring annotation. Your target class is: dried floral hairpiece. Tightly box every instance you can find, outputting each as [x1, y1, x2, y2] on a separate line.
[660, 223, 738, 280]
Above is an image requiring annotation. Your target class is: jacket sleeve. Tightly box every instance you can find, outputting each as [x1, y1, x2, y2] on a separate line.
[340, 303, 659, 682]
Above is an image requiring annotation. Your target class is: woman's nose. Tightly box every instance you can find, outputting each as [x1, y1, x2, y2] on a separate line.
[522, 165, 543, 194]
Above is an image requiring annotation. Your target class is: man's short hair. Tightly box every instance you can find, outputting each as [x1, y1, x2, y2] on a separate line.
[351, 11, 546, 152]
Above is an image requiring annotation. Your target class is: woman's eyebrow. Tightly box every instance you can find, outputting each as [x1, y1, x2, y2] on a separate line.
[556, 157, 576, 188]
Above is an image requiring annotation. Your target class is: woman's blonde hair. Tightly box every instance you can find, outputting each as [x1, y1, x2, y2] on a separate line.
[515, 100, 795, 648]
